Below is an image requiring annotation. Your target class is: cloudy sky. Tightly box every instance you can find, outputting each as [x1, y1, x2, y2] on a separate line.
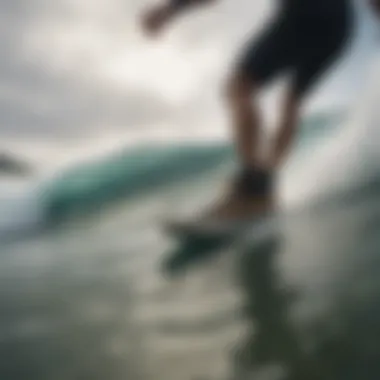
[1, 0, 379, 165]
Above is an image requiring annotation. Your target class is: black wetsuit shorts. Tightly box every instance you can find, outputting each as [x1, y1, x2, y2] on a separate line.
[235, 0, 354, 96]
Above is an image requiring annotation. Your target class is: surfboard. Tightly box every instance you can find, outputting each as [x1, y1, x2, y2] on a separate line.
[163, 214, 269, 241]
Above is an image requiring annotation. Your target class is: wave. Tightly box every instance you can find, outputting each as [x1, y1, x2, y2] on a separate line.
[41, 143, 232, 223]
[43, 112, 341, 224]
[0, 109, 345, 238]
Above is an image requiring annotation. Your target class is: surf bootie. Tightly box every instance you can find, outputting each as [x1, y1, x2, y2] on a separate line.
[163, 166, 276, 239]
[194, 166, 274, 224]
[233, 166, 274, 198]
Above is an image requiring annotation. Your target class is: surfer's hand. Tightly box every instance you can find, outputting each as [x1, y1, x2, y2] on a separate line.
[141, 0, 216, 37]
[141, 5, 172, 37]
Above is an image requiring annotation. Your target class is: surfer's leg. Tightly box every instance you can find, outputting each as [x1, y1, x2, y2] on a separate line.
[269, 88, 301, 168]
[225, 74, 261, 169]
[197, 18, 299, 220]
[270, 9, 353, 168]
[226, 16, 295, 195]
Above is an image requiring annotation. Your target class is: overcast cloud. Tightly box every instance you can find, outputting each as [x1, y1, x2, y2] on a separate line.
[0, 0, 378, 154]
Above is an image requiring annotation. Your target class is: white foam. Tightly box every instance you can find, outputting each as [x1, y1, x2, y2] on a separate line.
[0, 178, 44, 234]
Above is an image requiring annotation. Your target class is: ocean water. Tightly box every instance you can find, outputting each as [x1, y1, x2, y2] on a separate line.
[1, 82, 380, 379]
[0, 109, 343, 235]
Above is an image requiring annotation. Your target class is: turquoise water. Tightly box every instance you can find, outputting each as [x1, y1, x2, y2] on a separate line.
[40, 111, 342, 225]
[43, 144, 233, 223]
[2, 110, 380, 380]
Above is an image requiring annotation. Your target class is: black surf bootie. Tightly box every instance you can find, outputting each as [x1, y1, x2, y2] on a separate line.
[233, 166, 274, 199]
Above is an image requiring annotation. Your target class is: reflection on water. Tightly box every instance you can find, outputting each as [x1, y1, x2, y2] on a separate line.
[1, 173, 380, 380]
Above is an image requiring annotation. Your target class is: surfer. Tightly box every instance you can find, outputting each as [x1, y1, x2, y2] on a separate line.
[141, 0, 356, 223]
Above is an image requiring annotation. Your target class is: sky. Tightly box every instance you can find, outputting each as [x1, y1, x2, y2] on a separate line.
[1, 0, 379, 167]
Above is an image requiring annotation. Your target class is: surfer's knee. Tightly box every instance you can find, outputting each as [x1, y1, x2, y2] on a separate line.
[225, 72, 257, 107]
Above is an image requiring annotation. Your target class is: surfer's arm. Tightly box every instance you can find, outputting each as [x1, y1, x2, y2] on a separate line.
[169, 0, 216, 13]
[141, 0, 216, 36]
